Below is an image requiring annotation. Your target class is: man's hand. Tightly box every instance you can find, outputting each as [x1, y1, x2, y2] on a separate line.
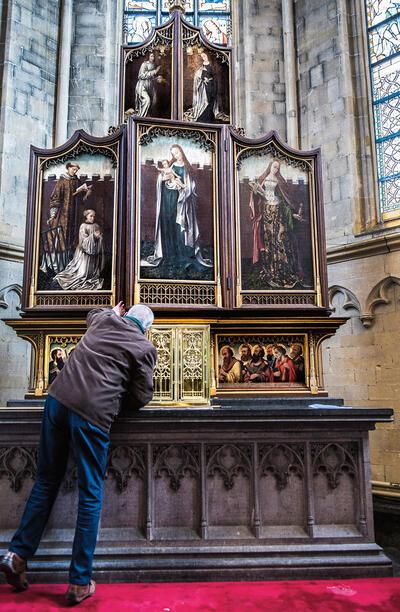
[112, 301, 126, 317]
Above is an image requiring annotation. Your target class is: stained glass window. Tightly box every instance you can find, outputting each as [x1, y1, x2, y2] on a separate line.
[123, 0, 231, 47]
[365, 1, 400, 218]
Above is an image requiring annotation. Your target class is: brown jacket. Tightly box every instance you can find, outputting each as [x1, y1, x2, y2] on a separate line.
[49, 308, 157, 432]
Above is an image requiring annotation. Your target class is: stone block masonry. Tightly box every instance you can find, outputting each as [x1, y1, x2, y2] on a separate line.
[0, 0, 60, 404]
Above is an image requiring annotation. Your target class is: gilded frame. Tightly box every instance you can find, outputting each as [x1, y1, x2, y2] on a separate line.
[22, 128, 126, 311]
[230, 130, 328, 309]
[214, 331, 311, 395]
[120, 17, 175, 123]
[128, 117, 223, 308]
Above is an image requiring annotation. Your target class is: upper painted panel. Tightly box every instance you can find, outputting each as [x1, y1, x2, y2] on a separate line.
[120, 9, 233, 125]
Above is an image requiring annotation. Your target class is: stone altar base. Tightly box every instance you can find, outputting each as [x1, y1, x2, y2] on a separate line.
[0, 399, 393, 582]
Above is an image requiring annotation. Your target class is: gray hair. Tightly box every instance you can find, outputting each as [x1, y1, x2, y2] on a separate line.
[126, 304, 154, 331]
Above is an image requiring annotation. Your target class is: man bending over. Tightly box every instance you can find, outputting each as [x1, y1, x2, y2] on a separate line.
[0, 302, 157, 605]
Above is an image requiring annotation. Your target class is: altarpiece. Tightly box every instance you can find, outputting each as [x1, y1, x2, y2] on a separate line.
[10, 3, 343, 402]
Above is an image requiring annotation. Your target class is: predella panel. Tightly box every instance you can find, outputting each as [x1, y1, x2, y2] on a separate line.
[216, 334, 307, 390]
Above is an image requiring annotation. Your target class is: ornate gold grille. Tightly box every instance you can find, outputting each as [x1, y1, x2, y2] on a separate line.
[140, 284, 216, 306]
[35, 294, 112, 307]
[149, 325, 210, 405]
[149, 328, 174, 402]
[241, 293, 316, 306]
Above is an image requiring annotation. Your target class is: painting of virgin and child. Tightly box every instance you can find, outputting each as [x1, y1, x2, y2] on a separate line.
[37, 153, 116, 292]
[237, 153, 314, 292]
[139, 134, 216, 281]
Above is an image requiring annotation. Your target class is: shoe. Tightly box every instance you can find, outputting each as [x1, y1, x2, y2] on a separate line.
[65, 580, 96, 605]
[0, 551, 28, 591]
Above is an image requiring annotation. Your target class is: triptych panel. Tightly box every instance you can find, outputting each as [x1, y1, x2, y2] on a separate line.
[23, 129, 126, 310]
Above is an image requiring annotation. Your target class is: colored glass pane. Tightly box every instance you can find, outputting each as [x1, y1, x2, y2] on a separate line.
[125, 13, 156, 44]
[199, 15, 230, 45]
[125, 0, 157, 10]
[366, 0, 399, 27]
[161, 0, 194, 11]
[366, 1, 400, 215]
[199, 0, 230, 11]
[125, 1, 231, 46]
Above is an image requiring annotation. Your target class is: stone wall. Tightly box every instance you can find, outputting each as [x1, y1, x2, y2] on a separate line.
[67, 0, 121, 137]
[0, 0, 60, 405]
[324, 267, 400, 484]
[291, 0, 400, 484]
[235, 0, 286, 138]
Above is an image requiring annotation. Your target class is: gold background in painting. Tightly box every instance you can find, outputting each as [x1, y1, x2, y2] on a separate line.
[44, 334, 82, 389]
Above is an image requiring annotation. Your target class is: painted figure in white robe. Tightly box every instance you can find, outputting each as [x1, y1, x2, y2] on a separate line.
[54, 209, 105, 291]
[141, 144, 212, 270]
[190, 52, 218, 123]
[134, 52, 161, 117]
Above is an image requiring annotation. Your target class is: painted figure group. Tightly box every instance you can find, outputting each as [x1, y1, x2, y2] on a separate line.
[134, 49, 221, 123]
[141, 143, 212, 272]
[41, 162, 106, 291]
[218, 342, 305, 384]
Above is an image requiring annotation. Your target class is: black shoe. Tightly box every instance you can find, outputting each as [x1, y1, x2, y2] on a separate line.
[0, 551, 28, 591]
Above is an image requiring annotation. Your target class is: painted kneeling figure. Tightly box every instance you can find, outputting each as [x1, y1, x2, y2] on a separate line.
[54, 209, 105, 291]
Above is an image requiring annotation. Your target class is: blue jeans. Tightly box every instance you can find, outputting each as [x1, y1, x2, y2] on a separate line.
[10, 395, 110, 585]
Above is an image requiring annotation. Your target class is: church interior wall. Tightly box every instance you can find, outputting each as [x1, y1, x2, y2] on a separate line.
[0, 0, 399, 491]
[0, 0, 60, 405]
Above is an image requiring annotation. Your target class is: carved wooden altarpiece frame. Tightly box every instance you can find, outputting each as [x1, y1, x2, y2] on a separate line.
[120, 10, 233, 125]
[22, 128, 126, 312]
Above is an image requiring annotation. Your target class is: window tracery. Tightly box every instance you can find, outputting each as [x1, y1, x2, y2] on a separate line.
[123, 0, 231, 46]
[366, 1, 400, 220]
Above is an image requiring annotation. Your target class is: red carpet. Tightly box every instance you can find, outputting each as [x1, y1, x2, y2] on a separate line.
[1, 578, 400, 611]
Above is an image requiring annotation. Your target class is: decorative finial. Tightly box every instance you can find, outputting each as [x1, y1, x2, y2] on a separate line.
[169, 0, 186, 14]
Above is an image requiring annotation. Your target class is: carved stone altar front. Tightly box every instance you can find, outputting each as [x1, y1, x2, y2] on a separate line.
[0, 401, 393, 580]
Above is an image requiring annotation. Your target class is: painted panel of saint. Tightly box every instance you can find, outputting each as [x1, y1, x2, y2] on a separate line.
[138, 132, 216, 282]
[37, 154, 116, 292]
[183, 45, 231, 123]
[199, 16, 230, 46]
[124, 46, 172, 120]
[237, 154, 314, 292]
[217, 336, 307, 389]
[47, 339, 80, 387]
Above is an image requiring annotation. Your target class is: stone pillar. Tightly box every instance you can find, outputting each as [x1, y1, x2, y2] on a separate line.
[282, 0, 299, 148]
[54, 0, 73, 146]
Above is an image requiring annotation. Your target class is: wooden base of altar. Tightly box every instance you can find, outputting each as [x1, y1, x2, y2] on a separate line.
[0, 399, 393, 582]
